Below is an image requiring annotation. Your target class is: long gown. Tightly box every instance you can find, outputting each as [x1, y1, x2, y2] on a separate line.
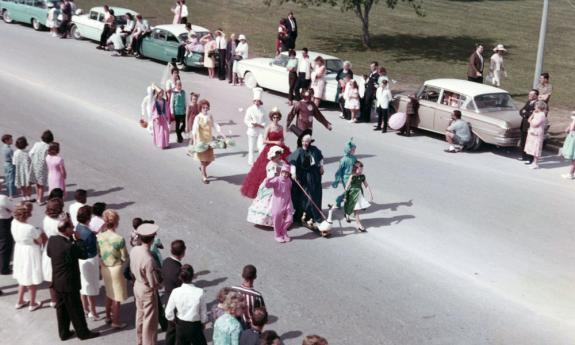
[288, 145, 324, 224]
[343, 175, 371, 216]
[152, 99, 170, 149]
[246, 161, 280, 227]
[240, 129, 291, 199]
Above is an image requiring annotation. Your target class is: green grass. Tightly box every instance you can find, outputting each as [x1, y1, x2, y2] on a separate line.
[77, 0, 574, 126]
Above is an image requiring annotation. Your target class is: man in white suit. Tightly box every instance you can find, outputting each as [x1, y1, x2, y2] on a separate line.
[244, 88, 266, 165]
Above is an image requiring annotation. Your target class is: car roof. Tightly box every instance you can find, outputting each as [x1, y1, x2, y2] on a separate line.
[154, 24, 211, 36]
[280, 50, 341, 61]
[425, 78, 509, 97]
[89, 7, 138, 15]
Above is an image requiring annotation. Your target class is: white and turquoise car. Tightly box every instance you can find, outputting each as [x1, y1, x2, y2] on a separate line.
[70, 6, 138, 41]
[0, 0, 59, 30]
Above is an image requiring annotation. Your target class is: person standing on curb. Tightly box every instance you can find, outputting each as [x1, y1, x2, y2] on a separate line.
[518, 90, 538, 164]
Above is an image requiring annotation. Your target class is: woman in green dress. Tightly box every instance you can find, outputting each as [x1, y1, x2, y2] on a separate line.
[344, 161, 374, 232]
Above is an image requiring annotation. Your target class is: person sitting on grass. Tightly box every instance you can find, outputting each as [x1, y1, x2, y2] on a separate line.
[445, 110, 472, 153]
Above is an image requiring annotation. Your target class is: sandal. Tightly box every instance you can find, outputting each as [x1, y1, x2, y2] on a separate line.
[357, 227, 367, 232]
[29, 302, 42, 312]
[345, 215, 351, 223]
[202, 177, 209, 184]
[15, 301, 29, 310]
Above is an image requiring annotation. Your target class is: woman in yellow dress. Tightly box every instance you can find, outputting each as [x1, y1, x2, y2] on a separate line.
[191, 99, 224, 184]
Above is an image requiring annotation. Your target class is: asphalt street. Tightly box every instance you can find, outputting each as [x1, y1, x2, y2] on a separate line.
[1, 22, 574, 345]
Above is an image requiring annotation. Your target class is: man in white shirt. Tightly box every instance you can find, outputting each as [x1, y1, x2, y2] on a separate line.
[69, 189, 87, 227]
[244, 88, 266, 165]
[165, 264, 207, 345]
[375, 78, 393, 132]
[180, 0, 189, 24]
[294, 48, 311, 100]
[215, 29, 227, 80]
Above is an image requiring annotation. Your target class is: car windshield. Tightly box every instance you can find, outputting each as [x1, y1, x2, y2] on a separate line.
[325, 59, 343, 74]
[474, 93, 517, 113]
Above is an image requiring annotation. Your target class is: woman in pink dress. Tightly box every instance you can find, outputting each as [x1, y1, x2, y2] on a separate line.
[152, 89, 171, 149]
[171, 0, 182, 24]
[45, 142, 66, 194]
[524, 101, 547, 169]
[240, 109, 291, 198]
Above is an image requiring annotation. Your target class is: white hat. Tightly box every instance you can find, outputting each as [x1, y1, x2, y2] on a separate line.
[136, 223, 158, 237]
[493, 44, 507, 52]
[252, 87, 263, 101]
[267, 145, 284, 160]
[238, 34, 247, 41]
[47, 2, 54, 8]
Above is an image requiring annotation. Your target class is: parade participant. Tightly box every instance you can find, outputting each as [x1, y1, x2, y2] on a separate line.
[130, 223, 162, 345]
[489, 44, 507, 87]
[1, 134, 16, 199]
[265, 164, 294, 243]
[152, 88, 171, 149]
[286, 90, 332, 145]
[165, 67, 180, 119]
[561, 112, 575, 180]
[12, 203, 45, 311]
[186, 92, 200, 139]
[245, 146, 283, 227]
[244, 88, 266, 166]
[13, 137, 36, 202]
[45, 142, 67, 194]
[241, 108, 290, 199]
[343, 161, 373, 232]
[332, 139, 357, 209]
[191, 99, 225, 184]
[0, 195, 13, 275]
[171, 80, 187, 143]
[29, 130, 54, 205]
[42, 198, 65, 308]
[518, 90, 538, 164]
[141, 84, 156, 134]
[75, 205, 101, 320]
[288, 131, 325, 229]
[69, 189, 87, 227]
[524, 101, 547, 169]
[165, 264, 208, 345]
[47, 217, 100, 340]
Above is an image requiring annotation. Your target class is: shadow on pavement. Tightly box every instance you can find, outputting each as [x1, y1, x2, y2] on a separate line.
[281, 330, 303, 341]
[195, 277, 228, 289]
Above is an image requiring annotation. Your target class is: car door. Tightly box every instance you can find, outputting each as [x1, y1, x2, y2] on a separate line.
[27, 0, 45, 26]
[265, 54, 289, 93]
[10, 0, 28, 23]
[416, 85, 441, 131]
[433, 90, 468, 131]
[83, 10, 104, 41]
[142, 29, 166, 61]
[163, 31, 180, 62]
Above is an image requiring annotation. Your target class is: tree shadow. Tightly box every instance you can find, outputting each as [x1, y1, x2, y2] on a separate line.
[312, 33, 498, 63]
[267, 314, 279, 324]
[106, 201, 136, 210]
[362, 200, 413, 215]
[214, 173, 247, 186]
[88, 187, 124, 198]
[216, 151, 248, 158]
[363, 215, 415, 228]
[281, 330, 303, 341]
[195, 277, 228, 289]
[323, 154, 376, 165]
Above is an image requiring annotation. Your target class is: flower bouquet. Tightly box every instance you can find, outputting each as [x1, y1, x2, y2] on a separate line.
[209, 137, 235, 150]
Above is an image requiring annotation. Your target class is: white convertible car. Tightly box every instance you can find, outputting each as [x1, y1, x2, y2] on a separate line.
[237, 50, 363, 103]
[70, 6, 138, 42]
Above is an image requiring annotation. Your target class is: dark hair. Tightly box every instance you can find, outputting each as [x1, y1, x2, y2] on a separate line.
[185, 23, 192, 30]
[242, 264, 257, 281]
[103, 5, 109, 11]
[125, 12, 133, 20]
[288, 49, 296, 57]
[302, 335, 328, 345]
[171, 68, 179, 75]
[47, 142, 60, 156]
[45, 198, 64, 219]
[57, 218, 74, 234]
[302, 47, 308, 53]
[314, 56, 324, 65]
[171, 240, 186, 256]
[136, 14, 142, 20]
[531, 89, 540, 96]
[190, 92, 199, 99]
[252, 307, 268, 327]
[76, 205, 92, 224]
[74, 189, 87, 203]
[92, 202, 107, 217]
[370, 61, 379, 67]
[48, 188, 64, 200]
[1, 134, 12, 144]
[140, 234, 155, 244]
[217, 287, 232, 303]
[540, 72, 550, 80]
[453, 110, 462, 119]
[179, 264, 195, 284]
[15, 136, 28, 150]
[109, 9, 115, 15]
[352, 160, 364, 173]
[259, 330, 280, 345]
[132, 217, 143, 230]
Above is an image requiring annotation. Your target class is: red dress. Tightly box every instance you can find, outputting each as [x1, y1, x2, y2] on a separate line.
[241, 130, 291, 198]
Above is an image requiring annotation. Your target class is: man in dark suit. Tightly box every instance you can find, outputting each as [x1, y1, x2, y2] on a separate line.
[47, 217, 99, 341]
[467, 44, 484, 83]
[162, 239, 187, 345]
[226, 33, 238, 83]
[360, 61, 379, 123]
[286, 12, 297, 49]
[518, 89, 539, 164]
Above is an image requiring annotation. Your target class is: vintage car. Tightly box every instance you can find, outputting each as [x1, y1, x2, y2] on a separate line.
[138, 24, 212, 69]
[1, 0, 58, 30]
[70, 6, 138, 42]
[395, 79, 522, 149]
[237, 50, 363, 103]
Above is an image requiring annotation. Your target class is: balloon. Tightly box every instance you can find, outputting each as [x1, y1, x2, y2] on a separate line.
[388, 112, 406, 130]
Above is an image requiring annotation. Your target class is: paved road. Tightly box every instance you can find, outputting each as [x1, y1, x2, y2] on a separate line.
[1, 22, 574, 345]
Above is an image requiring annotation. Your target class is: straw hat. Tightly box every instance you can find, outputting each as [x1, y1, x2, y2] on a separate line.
[493, 44, 507, 52]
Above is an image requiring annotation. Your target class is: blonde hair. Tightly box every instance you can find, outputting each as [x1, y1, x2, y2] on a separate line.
[222, 291, 245, 314]
[302, 335, 328, 345]
[103, 209, 119, 230]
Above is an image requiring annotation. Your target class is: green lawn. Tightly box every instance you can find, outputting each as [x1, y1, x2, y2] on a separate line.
[77, 0, 573, 129]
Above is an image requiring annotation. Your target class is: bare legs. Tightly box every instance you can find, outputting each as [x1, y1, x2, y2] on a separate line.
[354, 211, 365, 232]
[105, 298, 124, 327]
[208, 67, 215, 79]
[81, 295, 99, 319]
[16, 285, 39, 308]
[35, 184, 45, 203]
[200, 161, 211, 183]
[19, 186, 32, 201]
[349, 109, 358, 123]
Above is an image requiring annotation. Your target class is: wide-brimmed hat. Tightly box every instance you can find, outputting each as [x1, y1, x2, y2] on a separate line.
[136, 223, 158, 237]
[47, 2, 54, 8]
[267, 145, 284, 160]
[493, 44, 507, 52]
[238, 34, 247, 41]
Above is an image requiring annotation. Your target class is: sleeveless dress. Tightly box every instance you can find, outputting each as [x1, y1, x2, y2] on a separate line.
[240, 129, 291, 199]
[194, 114, 215, 162]
[562, 131, 575, 160]
[343, 175, 371, 216]
[246, 161, 280, 227]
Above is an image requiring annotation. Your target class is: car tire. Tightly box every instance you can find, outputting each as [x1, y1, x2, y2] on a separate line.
[31, 18, 42, 31]
[243, 71, 257, 89]
[70, 25, 82, 40]
[2, 10, 13, 23]
[469, 135, 483, 151]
